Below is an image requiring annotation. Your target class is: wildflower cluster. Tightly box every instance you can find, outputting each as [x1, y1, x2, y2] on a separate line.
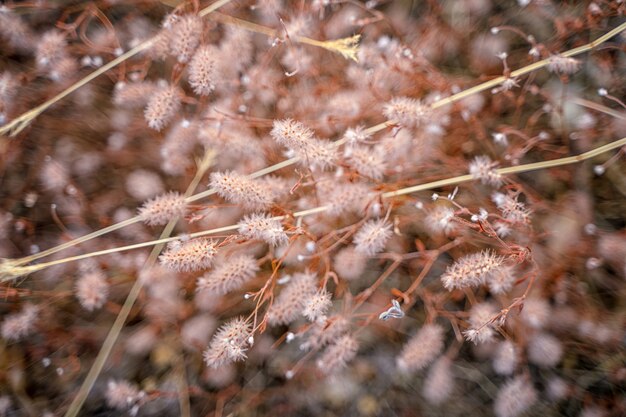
[0, 2, 624, 416]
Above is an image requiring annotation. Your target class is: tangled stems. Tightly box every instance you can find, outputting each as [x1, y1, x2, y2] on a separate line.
[2, 134, 624, 282]
[4, 21, 625, 271]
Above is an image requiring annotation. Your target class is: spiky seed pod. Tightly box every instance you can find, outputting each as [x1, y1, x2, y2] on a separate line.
[316, 334, 359, 374]
[382, 97, 432, 128]
[237, 213, 288, 247]
[493, 340, 520, 375]
[440, 250, 504, 291]
[138, 192, 188, 226]
[270, 119, 315, 150]
[397, 324, 445, 373]
[188, 45, 218, 96]
[353, 218, 393, 256]
[144, 85, 182, 131]
[196, 254, 259, 296]
[159, 238, 217, 272]
[169, 14, 203, 64]
[75, 270, 109, 311]
[209, 171, 274, 211]
[493, 376, 537, 417]
[302, 289, 332, 322]
[267, 271, 317, 326]
[203, 317, 252, 368]
[469, 155, 502, 187]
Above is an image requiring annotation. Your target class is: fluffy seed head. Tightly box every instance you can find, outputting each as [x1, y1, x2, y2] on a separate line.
[169, 14, 203, 63]
[302, 289, 332, 322]
[519, 297, 550, 329]
[316, 334, 359, 374]
[492, 192, 531, 224]
[463, 302, 498, 344]
[144, 85, 182, 131]
[487, 264, 517, 294]
[1, 303, 39, 341]
[237, 213, 288, 247]
[441, 250, 504, 291]
[300, 316, 351, 351]
[353, 218, 393, 256]
[346, 145, 386, 180]
[75, 270, 109, 311]
[203, 317, 252, 368]
[138, 192, 188, 226]
[324, 181, 372, 216]
[493, 340, 519, 375]
[333, 245, 367, 281]
[126, 169, 165, 201]
[469, 155, 502, 187]
[113, 81, 157, 108]
[159, 238, 217, 272]
[298, 138, 336, 170]
[423, 357, 454, 405]
[425, 206, 457, 235]
[196, 254, 259, 296]
[267, 271, 317, 326]
[383, 97, 432, 128]
[548, 55, 581, 75]
[270, 119, 314, 150]
[397, 324, 445, 373]
[527, 332, 563, 368]
[210, 171, 274, 211]
[494, 376, 537, 417]
[188, 45, 218, 96]
[36, 30, 66, 69]
[105, 379, 144, 411]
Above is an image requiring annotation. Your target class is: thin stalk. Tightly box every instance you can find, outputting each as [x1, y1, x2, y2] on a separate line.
[210, 12, 361, 61]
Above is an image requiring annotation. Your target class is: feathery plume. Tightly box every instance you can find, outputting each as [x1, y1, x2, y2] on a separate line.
[196, 254, 259, 296]
[138, 192, 188, 226]
[159, 238, 217, 272]
[397, 324, 445, 373]
[237, 213, 288, 246]
[203, 317, 252, 368]
[440, 250, 504, 291]
[353, 218, 393, 256]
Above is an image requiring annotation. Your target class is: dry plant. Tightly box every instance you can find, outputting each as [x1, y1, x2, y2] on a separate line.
[1, 1, 625, 416]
